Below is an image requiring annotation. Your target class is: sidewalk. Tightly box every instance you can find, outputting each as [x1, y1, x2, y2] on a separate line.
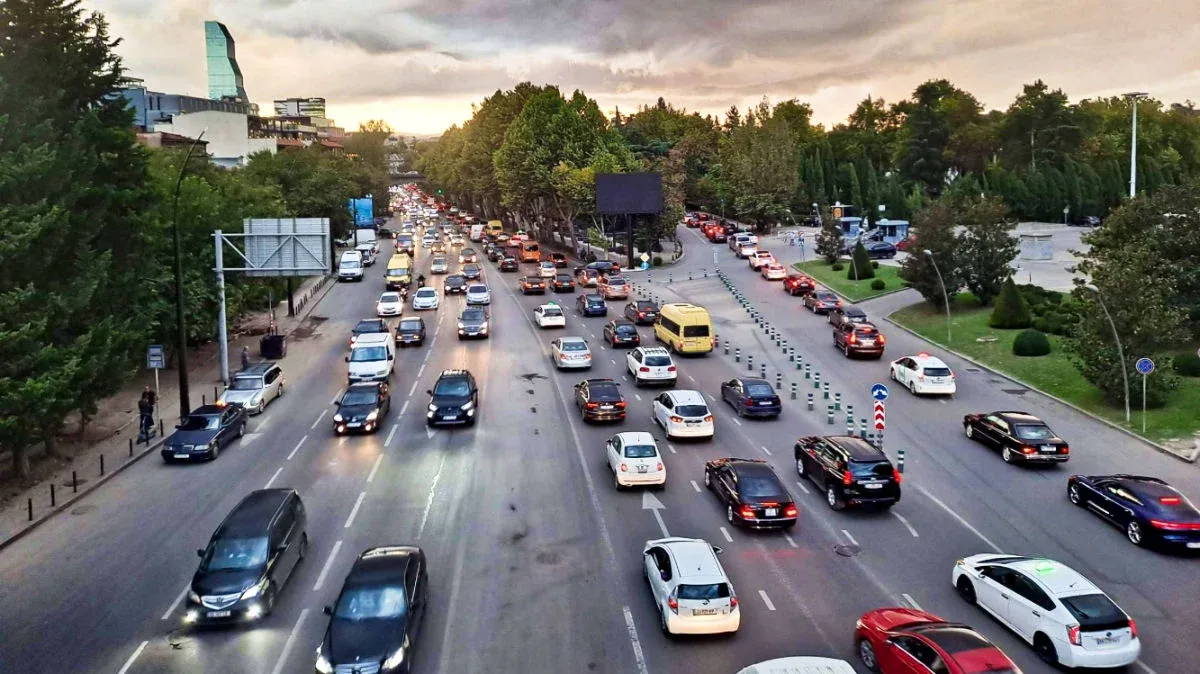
[0, 274, 337, 543]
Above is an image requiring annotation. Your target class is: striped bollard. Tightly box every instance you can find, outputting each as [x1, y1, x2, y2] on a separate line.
[898, 448, 906, 473]
[813, 372, 821, 389]
[790, 382, 797, 400]
[846, 404, 854, 420]
[759, 363, 766, 380]
[823, 381, 830, 400]
[847, 421, 855, 435]
[735, 348, 741, 363]
[724, 342, 730, 355]
[788, 347, 795, 363]
[807, 393, 814, 410]
[775, 372, 782, 390]
[747, 354, 754, 372]
[826, 405, 834, 425]
[859, 418, 868, 438]
[804, 363, 811, 379]
[834, 392, 842, 411]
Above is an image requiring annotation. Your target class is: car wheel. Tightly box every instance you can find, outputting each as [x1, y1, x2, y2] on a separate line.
[278, 384, 285, 398]
[889, 368, 896, 381]
[726, 505, 735, 525]
[1126, 520, 1145, 546]
[298, 533, 308, 560]
[964, 423, 974, 439]
[703, 470, 711, 488]
[1068, 483, 1083, 506]
[208, 444, 219, 461]
[1034, 633, 1058, 665]
[613, 471, 623, 491]
[1002, 447, 1017, 464]
[826, 485, 844, 511]
[956, 576, 977, 604]
[796, 456, 807, 477]
[857, 637, 880, 673]
[237, 423, 245, 438]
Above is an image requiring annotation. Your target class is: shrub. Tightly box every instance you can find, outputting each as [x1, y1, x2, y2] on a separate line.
[871, 261, 880, 269]
[989, 277, 1033, 329]
[1012, 328, 1051, 357]
[1174, 352, 1200, 377]
[848, 241, 876, 280]
[831, 262, 844, 271]
[870, 279, 886, 291]
[652, 256, 663, 266]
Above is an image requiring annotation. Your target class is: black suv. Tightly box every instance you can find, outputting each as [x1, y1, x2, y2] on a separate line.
[444, 274, 467, 294]
[334, 382, 391, 435]
[457, 308, 490, 339]
[351, 318, 390, 346]
[395, 316, 426, 346]
[703, 458, 798, 529]
[574, 378, 626, 422]
[426, 369, 479, 426]
[577, 293, 608, 317]
[794, 435, 901, 510]
[186, 489, 307, 624]
[623, 300, 659, 325]
[603, 319, 641, 347]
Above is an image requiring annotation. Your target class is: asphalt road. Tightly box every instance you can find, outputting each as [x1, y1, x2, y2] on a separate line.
[0, 219, 1193, 674]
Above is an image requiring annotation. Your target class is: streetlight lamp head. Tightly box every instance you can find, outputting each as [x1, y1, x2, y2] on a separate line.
[1084, 282, 1099, 293]
[1123, 91, 1149, 98]
[923, 249, 933, 257]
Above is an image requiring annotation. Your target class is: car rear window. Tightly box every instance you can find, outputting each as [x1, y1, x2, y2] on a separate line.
[738, 474, 785, 499]
[922, 367, 952, 377]
[561, 341, 587, 352]
[587, 296, 605, 304]
[1060, 594, 1127, 630]
[683, 325, 710, 337]
[746, 383, 774, 396]
[644, 355, 672, 366]
[675, 404, 709, 417]
[855, 326, 879, 337]
[543, 307, 563, 316]
[1014, 424, 1054, 441]
[623, 444, 657, 458]
[590, 385, 621, 400]
[849, 460, 894, 479]
[616, 324, 637, 333]
[399, 319, 422, 330]
[678, 583, 729, 600]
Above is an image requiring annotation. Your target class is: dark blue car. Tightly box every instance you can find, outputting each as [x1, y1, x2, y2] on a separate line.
[720, 377, 782, 418]
[1068, 474, 1200, 550]
[576, 293, 608, 317]
[161, 404, 247, 462]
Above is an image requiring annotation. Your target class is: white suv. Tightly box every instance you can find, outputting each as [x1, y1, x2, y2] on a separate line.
[626, 347, 677, 387]
[652, 390, 714, 440]
[606, 432, 665, 489]
[643, 537, 739, 636]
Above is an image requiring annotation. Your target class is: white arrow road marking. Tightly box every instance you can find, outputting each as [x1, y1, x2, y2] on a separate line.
[642, 491, 670, 538]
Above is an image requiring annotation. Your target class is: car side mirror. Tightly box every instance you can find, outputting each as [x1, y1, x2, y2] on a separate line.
[175, 424, 184, 430]
[426, 389, 433, 396]
[344, 356, 350, 362]
[334, 401, 341, 407]
[388, 354, 394, 361]
[196, 549, 205, 558]
[323, 605, 333, 616]
[711, 545, 724, 555]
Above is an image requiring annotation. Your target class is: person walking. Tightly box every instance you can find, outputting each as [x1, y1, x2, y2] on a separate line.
[137, 392, 153, 443]
[241, 345, 251, 370]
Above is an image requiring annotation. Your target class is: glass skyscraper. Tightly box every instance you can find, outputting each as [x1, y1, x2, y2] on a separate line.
[205, 21, 248, 101]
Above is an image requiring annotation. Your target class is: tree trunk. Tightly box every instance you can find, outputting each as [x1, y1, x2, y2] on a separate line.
[43, 428, 61, 459]
[11, 445, 30, 481]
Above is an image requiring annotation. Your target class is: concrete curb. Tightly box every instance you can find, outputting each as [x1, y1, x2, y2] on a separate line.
[882, 311, 1200, 465]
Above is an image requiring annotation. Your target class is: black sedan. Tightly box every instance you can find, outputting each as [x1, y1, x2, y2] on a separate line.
[161, 404, 247, 462]
[574, 378, 626, 422]
[461, 263, 482, 280]
[703, 458, 797, 529]
[316, 546, 428, 674]
[443, 274, 467, 294]
[499, 256, 519, 272]
[552, 273, 575, 293]
[623, 300, 659, 325]
[1068, 474, 1200, 549]
[576, 293, 608, 317]
[334, 382, 390, 434]
[395, 316, 426, 346]
[602, 319, 641, 347]
[802, 290, 842, 314]
[720, 377, 781, 418]
[351, 318, 390, 346]
[963, 410, 1070, 464]
[426, 369, 479, 426]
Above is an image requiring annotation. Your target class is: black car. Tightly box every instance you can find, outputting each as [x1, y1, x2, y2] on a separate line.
[461, 263, 482, 280]
[161, 404, 247, 462]
[395, 316, 426, 346]
[794, 435, 901, 510]
[426, 369, 479, 426]
[963, 411, 1070, 464]
[864, 241, 897, 259]
[827, 305, 868, 329]
[444, 274, 467, 294]
[574, 378, 626, 422]
[623, 300, 659, 325]
[720, 377, 782, 418]
[334, 382, 391, 434]
[351, 318, 390, 346]
[803, 290, 842, 314]
[1068, 474, 1200, 549]
[552, 273, 575, 293]
[317, 546, 427, 674]
[704, 458, 797, 529]
[577, 293, 608, 317]
[186, 489, 307, 624]
[575, 260, 617, 277]
[602, 319, 641, 347]
[499, 256, 519, 272]
[457, 308, 490, 339]
[487, 247, 502, 262]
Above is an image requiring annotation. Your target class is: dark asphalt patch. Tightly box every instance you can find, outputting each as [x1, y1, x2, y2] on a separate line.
[834, 544, 861, 557]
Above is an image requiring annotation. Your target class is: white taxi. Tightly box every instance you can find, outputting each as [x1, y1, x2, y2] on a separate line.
[643, 537, 739, 635]
[889, 352, 956, 396]
[538, 261, 557, 279]
[606, 432, 665, 489]
[533, 303, 567, 329]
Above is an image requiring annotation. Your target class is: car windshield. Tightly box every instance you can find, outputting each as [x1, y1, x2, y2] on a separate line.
[922, 367, 952, 377]
[416, 289, 436, 298]
[447, 276, 464, 284]
[350, 347, 388, 362]
[683, 325, 710, 337]
[746, 383, 774, 396]
[341, 260, 360, 269]
[561, 341, 588, 352]
[678, 583, 729, 600]
[229, 377, 262, 391]
[399, 319, 422, 331]
[203, 536, 269, 571]
[380, 293, 400, 303]
[675, 404, 708, 417]
[462, 310, 485, 321]
[467, 285, 487, 293]
[341, 389, 379, 406]
[334, 585, 408, 621]
[434, 378, 471, 397]
[607, 278, 626, 286]
[623, 444, 657, 458]
[644, 355, 672, 366]
[542, 307, 563, 316]
[739, 474, 785, 499]
[180, 414, 220, 431]
[432, 258, 446, 265]
[1014, 424, 1054, 440]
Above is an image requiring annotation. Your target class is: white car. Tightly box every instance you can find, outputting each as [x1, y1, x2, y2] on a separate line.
[376, 292, 404, 317]
[430, 257, 449, 274]
[606, 432, 665, 489]
[411, 287, 440, 311]
[952, 554, 1140, 668]
[421, 235, 437, 249]
[551, 336, 592, 369]
[652, 390, 714, 440]
[534, 303, 567, 328]
[890, 352, 957, 396]
[626, 347, 677, 387]
[760, 263, 786, 281]
[465, 284, 491, 305]
[737, 242, 757, 258]
[450, 234, 465, 247]
[538, 261, 557, 279]
[748, 250, 774, 270]
[643, 537, 739, 636]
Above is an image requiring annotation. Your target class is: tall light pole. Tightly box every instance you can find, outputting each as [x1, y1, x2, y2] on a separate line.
[1124, 92, 1148, 198]
[171, 128, 207, 419]
[1085, 284, 1131, 423]
[924, 249, 952, 343]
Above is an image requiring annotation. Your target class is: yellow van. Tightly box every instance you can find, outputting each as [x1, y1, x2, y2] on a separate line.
[485, 220, 504, 237]
[385, 253, 413, 290]
[654, 303, 714, 354]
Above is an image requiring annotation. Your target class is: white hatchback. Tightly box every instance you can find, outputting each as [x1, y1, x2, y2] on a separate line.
[760, 263, 787, 281]
[626, 347, 677, 387]
[551, 336, 592, 370]
[652, 390, 714, 440]
[606, 432, 665, 489]
[465, 284, 491, 305]
[539, 261, 557, 279]
[643, 537, 739, 636]
[430, 257, 449, 274]
[376, 292, 404, 317]
[890, 352, 956, 395]
[534, 303, 567, 328]
[411, 287, 440, 311]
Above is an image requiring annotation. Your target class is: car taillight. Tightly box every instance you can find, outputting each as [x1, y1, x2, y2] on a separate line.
[656, 462, 663, 471]
[878, 335, 886, 345]
[739, 505, 755, 519]
[842, 470, 853, 486]
[1060, 445, 1069, 454]
[619, 463, 628, 473]
[1159, 496, 1181, 505]
[704, 415, 714, 422]
[784, 504, 798, 517]
[893, 468, 902, 484]
[586, 402, 599, 409]
[1150, 519, 1200, 530]
[1021, 445, 1036, 454]
[744, 397, 754, 405]
[639, 366, 650, 372]
[1129, 619, 1138, 638]
[615, 401, 626, 409]
[638, 312, 645, 317]
[1067, 625, 1081, 646]
[667, 366, 676, 372]
[848, 334, 858, 344]
[668, 595, 678, 613]
[669, 415, 684, 423]
[730, 594, 738, 609]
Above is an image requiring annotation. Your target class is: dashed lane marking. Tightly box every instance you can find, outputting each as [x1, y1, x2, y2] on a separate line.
[287, 435, 307, 461]
[366, 454, 384, 483]
[915, 485, 1002, 553]
[690, 480, 701, 493]
[269, 608, 310, 674]
[634, 394, 642, 401]
[344, 492, 366, 528]
[264, 466, 284, 489]
[399, 400, 410, 417]
[841, 529, 858, 546]
[384, 424, 397, 447]
[719, 526, 733, 543]
[408, 380, 419, 397]
[795, 480, 810, 495]
[116, 641, 148, 674]
[330, 388, 344, 405]
[760, 445, 773, 456]
[310, 409, 327, 429]
[731, 417, 742, 426]
[667, 444, 677, 454]
[622, 606, 649, 674]
[313, 540, 342, 591]
[783, 533, 799, 549]
[758, 590, 776, 611]
[902, 593, 922, 611]
[161, 584, 189, 620]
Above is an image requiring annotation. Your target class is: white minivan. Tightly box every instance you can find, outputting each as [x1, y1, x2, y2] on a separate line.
[338, 250, 365, 282]
[345, 333, 395, 383]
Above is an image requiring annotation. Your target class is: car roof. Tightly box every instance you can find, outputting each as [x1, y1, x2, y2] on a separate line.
[660, 538, 725, 582]
[736, 657, 856, 674]
[190, 404, 227, 416]
[615, 431, 656, 445]
[347, 546, 421, 586]
[992, 411, 1043, 423]
[346, 382, 384, 393]
[236, 362, 277, 376]
[998, 557, 1098, 595]
[738, 377, 771, 387]
[721, 458, 776, 478]
[218, 489, 293, 537]
[560, 335, 588, 344]
[666, 389, 707, 405]
[825, 435, 889, 461]
[584, 377, 617, 386]
[415, 286, 436, 293]
[354, 333, 391, 346]
[639, 346, 670, 355]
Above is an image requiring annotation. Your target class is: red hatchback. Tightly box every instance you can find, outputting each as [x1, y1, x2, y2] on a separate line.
[855, 608, 1020, 674]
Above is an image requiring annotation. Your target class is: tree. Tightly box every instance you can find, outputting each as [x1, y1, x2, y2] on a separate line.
[956, 196, 1018, 305]
[343, 119, 392, 204]
[899, 200, 962, 308]
[816, 212, 843, 264]
[989, 277, 1033, 328]
[848, 241, 875, 280]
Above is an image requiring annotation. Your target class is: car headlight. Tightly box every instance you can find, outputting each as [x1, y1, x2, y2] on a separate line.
[460, 400, 475, 411]
[457, 322, 465, 329]
[188, 589, 201, 603]
[315, 647, 333, 674]
[382, 638, 408, 670]
[428, 403, 438, 412]
[240, 578, 268, 600]
[366, 410, 379, 421]
[333, 413, 343, 422]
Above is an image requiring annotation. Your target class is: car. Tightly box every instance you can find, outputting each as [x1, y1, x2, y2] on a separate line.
[827, 305, 868, 328]
[547, 252, 568, 268]
[459, 249, 478, 264]
[538, 261, 557, 279]
[606, 432, 665, 489]
[833, 322, 887, 359]
[795, 435, 901, 510]
[450, 234, 464, 247]
[487, 246, 503, 262]
[499, 256, 519, 272]
[736, 240, 758, 258]
[185, 489, 307, 626]
[333, 382, 390, 434]
[783, 273, 815, 296]
[575, 268, 600, 287]
[376, 291, 404, 317]
[574, 378, 626, 422]
[520, 275, 547, 294]
[576, 293, 608, 317]
[350, 318, 390, 346]
[219, 362, 286, 415]
[457, 308, 490, 339]
[463, 283, 491, 306]
[443, 274, 467, 294]
[551, 336, 593, 370]
[706, 227, 728, 243]
[623, 300, 659, 325]
[461, 263, 482, 281]
[736, 658, 854, 674]
[1067, 474, 1200, 549]
[962, 410, 1069, 464]
[627, 347, 677, 387]
[803, 290, 842, 314]
[161, 403, 247, 462]
[599, 275, 630, 300]
[430, 256, 449, 274]
[395, 316, 426, 346]
[894, 237, 913, 252]
[760, 263, 787, 280]
[642, 537, 740, 636]
[425, 369, 479, 426]
[890, 353, 956, 395]
[719, 377, 781, 418]
[951, 555, 1141, 668]
[704, 458, 798, 529]
[411, 287, 440, 311]
[315, 546, 428, 674]
[864, 241, 897, 259]
[551, 273, 575, 293]
[748, 250, 775, 270]
[602, 318, 641, 347]
[651, 390, 714, 440]
[533, 303, 566, 328]
[854, 607, 1020, 674]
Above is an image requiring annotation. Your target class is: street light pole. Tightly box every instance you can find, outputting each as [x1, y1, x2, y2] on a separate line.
[1086, 285, 1131, 423]
[170, 128, 207, 419]
[1124, 92, 1148, 198]
[924, 249, 952, 343]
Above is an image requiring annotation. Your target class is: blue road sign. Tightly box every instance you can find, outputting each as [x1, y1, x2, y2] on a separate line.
[1135, 357, 1155, 375]
[871, 383, 889, 401]
[146, 344, 165, 370]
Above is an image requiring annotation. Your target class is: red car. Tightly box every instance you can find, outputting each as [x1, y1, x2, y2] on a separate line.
[895, 237, 912, 252]
[855, 608, 1020, 674]
[783, 273, 815, 296]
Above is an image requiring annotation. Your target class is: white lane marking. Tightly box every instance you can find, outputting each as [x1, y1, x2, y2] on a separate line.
[264, 466, 284, 489]
[338, 436, 347, 446]
[902, 593, 923, 611]
[719, 526, 733, 543]
[690, 480, 702, 492]
[622, 605, 649, 674]
[313, 540, 342, 591]
[384, 424, 397, 447]
[344, 492, 367, 528]
[161, 583, 189, 620]
[731, 417, 742, 426]
[423, 349, 431, 363]
[416, 363, 426, 378]
[116, 641, 148, 674]
[841, 529, 858, 546]
[408, 380, 419, 397]
[939, 399, 947, 405]
[256, 417, 271, 432]
[269, 608, 310, 674]
[783, 533, 799, 549]
[667, 443, 677, 454]
[795, 480, 810, 495]
[610, 359, 617, 365]
[590, 333, 596, 338]
[400, 400, 410, 417]
[915, 485, 1003, 553]
[1135, 661, 1159, 674]
[366, 454, 384, 483]
[687, 375, 696, 382]
[330, 388, 344, 405]
[758, 590, 776, 611]
[286, 435, 307, 461]
[760, 445, 773, 456]
[428, 337, 438, 351]
[310, 409, 327, 429]
[416, 454, 446, 540]
[634, 393, 642, 401]
[892, 511, 920, 538]
[706, 393, 716, 401]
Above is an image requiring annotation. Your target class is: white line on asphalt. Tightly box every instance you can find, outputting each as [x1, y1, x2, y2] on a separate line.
[313, 540, 342, 591]
[330, 388, 344, 405]
[161, 584, 189, 620]
[310, 409, 327, 429]
[687, 375, 696, 382]
[758, 590, 776, 611]
[939, 399, 947, 405]
[760, 445, 773, 456]
[719, 526, 733, 543]
[706, 393, 716, 401]
[731, 417, 742, 426]
[257, 417, 271, 432]
[428, 337, 437, 351]
[344, 492, 366, 528]
[783, 533, 800, 549]
[417, 363, 426, 378]
[399, 400, 410, 417]
[408, 380, 419, 397]
[841, 529, 858, 546]
[622, 605, 649, 674]
[634, 393, 642, 401]
[416, 454, 446, 540]
[287, 435, 307, 461]
[902, 593, 922, 611]
[366, 454, 384, 483]
[590, 333, 596, 338]
[795, 480, 810, 494]
[116, 640, 148, 674]
[1135, 661, 1159, 674]
[338, 436, 347, 446]
[667, 443, 677, 454]
[649, 508, 671, 538]
[423, 350, 431, 363]
[892, 511, 920, 538]
[610, 359, 617, 365]
[690, 480, 702, 493]
[384, 424, 397, 447]
[264, 466, 284, 489]
[915, 485, 1003, 553]
[269, 608, 310, 674]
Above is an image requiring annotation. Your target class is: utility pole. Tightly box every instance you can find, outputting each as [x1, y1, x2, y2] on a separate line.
[1124, 92, 1148, 198]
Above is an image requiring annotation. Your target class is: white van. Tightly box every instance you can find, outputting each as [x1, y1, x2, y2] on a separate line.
[345, 333, 395, 383]
[469, 223, 485, 241]
[338, 251, 364, 282]
[355, 243, 377, 266]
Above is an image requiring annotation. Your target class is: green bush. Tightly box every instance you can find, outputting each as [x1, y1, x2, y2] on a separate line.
[848, 242, 876, 280]
[989, 277, 1034, 329]
[870, 279, 886, 291]
[1035, 311, 1074, 336]
[652, 256, 663, 266]
[1012, 328, 1051, 356]
[871, 261, 880, 269]
[831, 262, 844, 271]
[1173, 352, 1200, 377]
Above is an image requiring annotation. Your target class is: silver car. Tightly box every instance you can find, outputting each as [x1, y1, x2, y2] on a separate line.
[465, 284, 491, 305]
[550, 336, 592, 370]
[218, 363, 286, 414]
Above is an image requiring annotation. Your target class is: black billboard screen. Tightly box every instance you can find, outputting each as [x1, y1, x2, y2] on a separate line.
[595, 173, 663, 215]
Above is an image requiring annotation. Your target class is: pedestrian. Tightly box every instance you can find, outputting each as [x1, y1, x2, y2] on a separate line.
[144, 385, 156, 409]
[241, 345, 251, 370]
[137, 392, 153, 441]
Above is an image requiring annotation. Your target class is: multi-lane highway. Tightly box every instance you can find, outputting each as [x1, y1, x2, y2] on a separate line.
[0, 212, 1193, 674]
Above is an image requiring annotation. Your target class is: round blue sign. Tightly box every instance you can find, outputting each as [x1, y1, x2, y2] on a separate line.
[1135, 357, 1155, 375]
[871, 383, 889, 401]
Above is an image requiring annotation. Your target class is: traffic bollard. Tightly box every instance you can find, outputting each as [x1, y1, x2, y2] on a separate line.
[805, 363, 811, 379]
[859, 418, 868, 437]
[898, 448, 906, 473]
[27, 498, 32, 522]
[50, 483, 56, 507]
[823, 381, 830, 400]
[814, 372, 821, 389]
[789, 347, 795, 362]
[213, 385, 219, 401]
[724, 343, 730, 355]
[847, 404, 854, 419]
[791, 382, 797, 400]
[688, 271, 692, 281]
[735, 348, 741, 363]
[158, 419, 164, 438]
[72, 471, 78, 493]
[826, 405, 834, 425]
[202, 394, 206, 405]
[747, 354, 754, 372]
[775, 372, 782, 390]
[807, 393, 814, 410]
[834, 392, 842, 411]
[760, 363, 766, 379]
[128, 438, 133, 457]
[847, 421, 855, 435]
[866, 430, 875, 444]
[100, 454, 105, 476]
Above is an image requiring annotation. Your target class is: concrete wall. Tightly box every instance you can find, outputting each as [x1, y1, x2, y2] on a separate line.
[154, 110, 277, 166]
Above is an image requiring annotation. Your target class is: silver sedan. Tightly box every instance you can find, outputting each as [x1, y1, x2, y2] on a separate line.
[550, 336, 593, 370]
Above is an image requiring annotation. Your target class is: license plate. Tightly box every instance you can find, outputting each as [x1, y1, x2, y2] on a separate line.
[686, 420, 700, 426]
[443, 414, 459, 421]
[760, 401, 774, 406]
[347, 422, 361, 428]
[1094, 637, 1119, 646]
[1188, 542, 1200, 549]
[865, 483, 883, 489]
[174, 453, 189, 459]
[601, 405, 613, 410]
[638, 465, 648, 474]
[860, 340, 875, 346]
[1041, 445, 1057, 453]
[765, 508, 778, 517]
[207, 610, 231, 618]
[692, 608, 718, 616]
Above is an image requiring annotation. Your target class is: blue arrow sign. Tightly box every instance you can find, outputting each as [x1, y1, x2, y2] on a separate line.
[871, 383, 889, 401]
[1135, 357, 1155, 375]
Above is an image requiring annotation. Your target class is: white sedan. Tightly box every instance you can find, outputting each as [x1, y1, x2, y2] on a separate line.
[760, 263, 787, 281]
[411, 287, 440, 311]
[534, 303, 567, 328]
[889, 352, 957, 396]
[376, 292, 404, 317]
[606, 432, 665, 489]
[538, 261, 557, 279]
[465, 284, 491, 305]
[430, 257, 449, 274]
[551, 336, 592, 369]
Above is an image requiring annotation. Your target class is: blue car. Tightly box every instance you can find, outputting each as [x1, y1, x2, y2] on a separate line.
[720, 377, 782, 418]
[576, 293, 608, 317]
[161, 404, 247, 463]
[1068, 474, 1200, 550]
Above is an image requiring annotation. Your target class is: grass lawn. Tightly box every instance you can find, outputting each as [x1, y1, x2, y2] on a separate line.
[793, 260, 907, 302]
[890, 295, 1200, 444]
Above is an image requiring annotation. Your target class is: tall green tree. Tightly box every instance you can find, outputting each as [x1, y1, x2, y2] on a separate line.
[955, 196, 1019, 305]
[899, 200, 962, 309]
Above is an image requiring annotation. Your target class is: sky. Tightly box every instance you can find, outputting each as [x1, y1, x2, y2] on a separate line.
[93, 0, 1200, 137]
